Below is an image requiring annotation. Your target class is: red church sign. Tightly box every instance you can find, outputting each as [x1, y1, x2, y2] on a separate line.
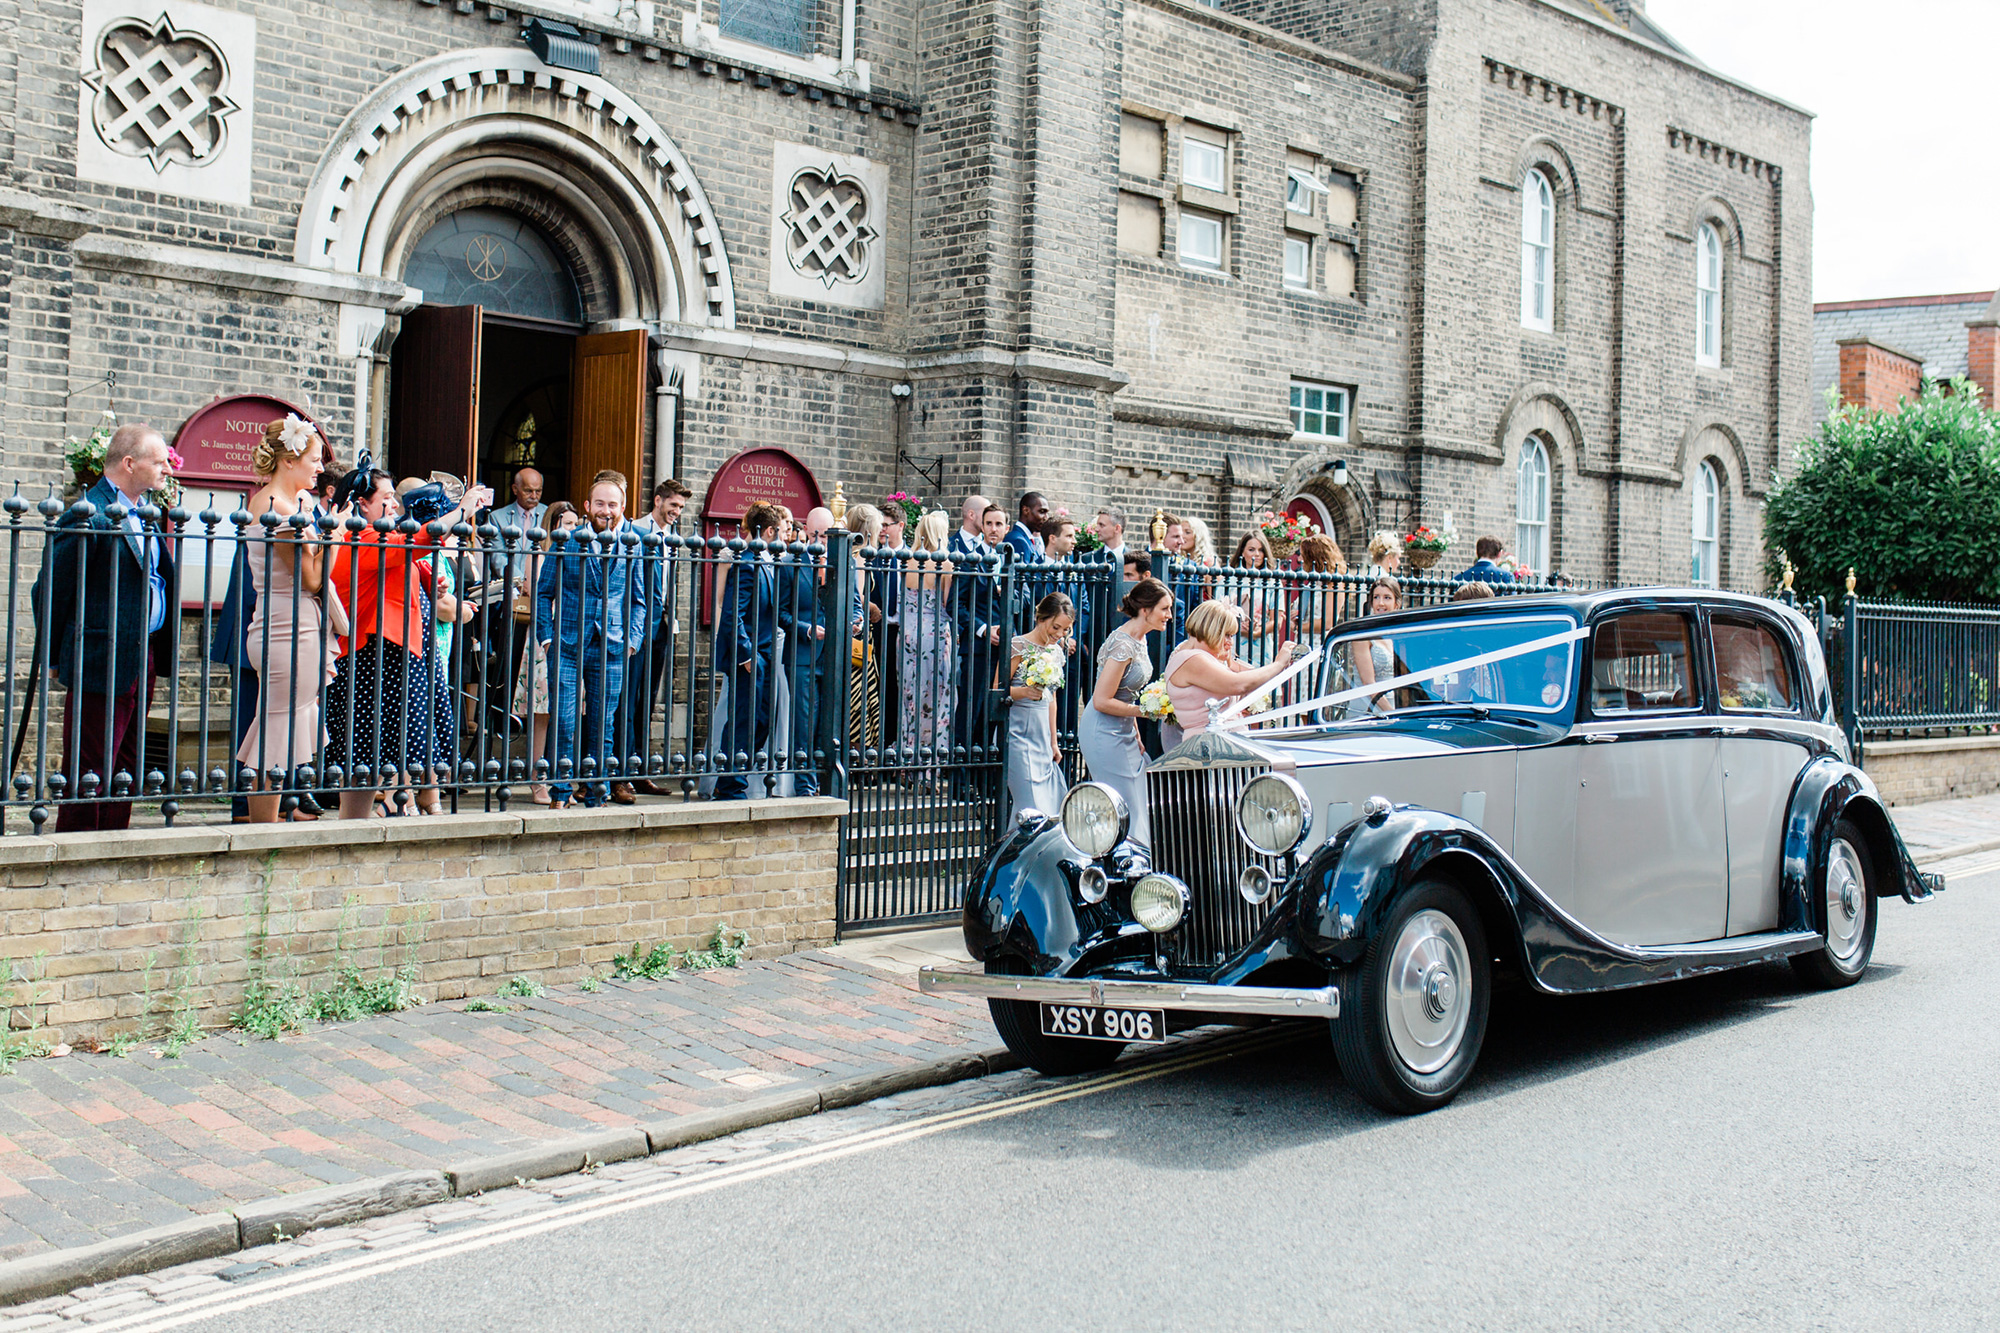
[700, 446, 823, 526]
[170, 394, 316, 486]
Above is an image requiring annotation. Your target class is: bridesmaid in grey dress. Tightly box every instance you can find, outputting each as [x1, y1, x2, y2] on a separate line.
[1005, 592, 1077, 820]
[1079, 578, 1174, 850]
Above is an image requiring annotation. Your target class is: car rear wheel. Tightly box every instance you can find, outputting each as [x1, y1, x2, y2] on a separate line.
[1791, 820, 1877, 990]
[1330, 880, 1491, 1115]
[984, 959, 1125, 1076]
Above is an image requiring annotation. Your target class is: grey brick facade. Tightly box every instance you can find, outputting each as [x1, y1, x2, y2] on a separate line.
[0, 0, 1808, 588]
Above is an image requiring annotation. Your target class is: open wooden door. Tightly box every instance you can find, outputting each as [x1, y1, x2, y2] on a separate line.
[389, 304, 481, 483]
[567, 329, 648, 508]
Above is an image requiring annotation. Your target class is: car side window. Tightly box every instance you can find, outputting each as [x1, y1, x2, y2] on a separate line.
[1588, 612, 1696, 714]
[1712, 615, 1798, 713]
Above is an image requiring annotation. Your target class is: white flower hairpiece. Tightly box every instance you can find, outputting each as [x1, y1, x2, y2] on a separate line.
[277, 413, 316, 457]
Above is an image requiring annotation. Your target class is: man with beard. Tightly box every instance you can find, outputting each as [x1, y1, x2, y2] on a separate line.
[537, 475, 632, 808]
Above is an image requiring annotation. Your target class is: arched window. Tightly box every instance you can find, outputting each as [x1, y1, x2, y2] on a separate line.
[1692, 460, 1720, 587]
[403, 208, 583, 324]
[1515, 435, 1551, 573]
[1695, 223, 1722, 367]
[1520, 169, 1554, 331]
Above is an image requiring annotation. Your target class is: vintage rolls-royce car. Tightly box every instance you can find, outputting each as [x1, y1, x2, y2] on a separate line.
[920, 589, 1942, 1114]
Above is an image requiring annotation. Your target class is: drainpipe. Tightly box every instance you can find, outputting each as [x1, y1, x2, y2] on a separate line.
[838, 0, 856, 83]
[654, 363, 682, 488]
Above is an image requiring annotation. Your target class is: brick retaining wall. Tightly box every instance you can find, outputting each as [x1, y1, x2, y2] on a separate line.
[1863, 736, 2000, 808]
[0, 798, 843, 1047]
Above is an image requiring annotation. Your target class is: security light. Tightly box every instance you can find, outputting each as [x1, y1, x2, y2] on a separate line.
[523, 18, 599, 76]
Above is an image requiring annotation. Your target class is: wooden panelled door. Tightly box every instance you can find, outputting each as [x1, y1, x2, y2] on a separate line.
[389, 304, 481, 484]
[567, 329, 648, 508]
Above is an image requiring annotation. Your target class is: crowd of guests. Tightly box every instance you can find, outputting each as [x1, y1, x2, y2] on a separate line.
[33, 417, 1541, 831]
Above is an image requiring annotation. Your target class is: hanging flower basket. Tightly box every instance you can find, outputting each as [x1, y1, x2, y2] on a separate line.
[1402, 525, 1449, 571]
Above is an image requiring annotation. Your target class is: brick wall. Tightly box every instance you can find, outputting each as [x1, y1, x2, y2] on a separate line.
[0, 799, 842, 1047]
[1863, 736, 2000, 807]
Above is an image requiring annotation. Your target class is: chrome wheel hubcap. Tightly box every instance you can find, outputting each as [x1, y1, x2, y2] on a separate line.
[1385, 909, 1472, 1075]
[1825, 837, 1869, 965]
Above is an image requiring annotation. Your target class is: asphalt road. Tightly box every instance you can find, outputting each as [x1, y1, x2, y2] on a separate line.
[101, 858, 1999, 1332]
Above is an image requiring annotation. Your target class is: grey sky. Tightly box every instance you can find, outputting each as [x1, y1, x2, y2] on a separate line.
[1648, 0, 1996, 303]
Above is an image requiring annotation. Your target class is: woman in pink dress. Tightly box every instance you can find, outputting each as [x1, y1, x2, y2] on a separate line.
[1158, 599, 1299, 750]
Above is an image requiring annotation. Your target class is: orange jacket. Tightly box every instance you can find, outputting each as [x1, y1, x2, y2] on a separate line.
[328, 528, 435, 659]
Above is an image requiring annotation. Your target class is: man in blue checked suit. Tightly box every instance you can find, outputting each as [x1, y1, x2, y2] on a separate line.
[537, 477, 632, 808]
[713, 501, 785, 800]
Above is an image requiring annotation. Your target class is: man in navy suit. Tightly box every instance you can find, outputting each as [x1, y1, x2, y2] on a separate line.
[950, 502, 1009, 794]
[713, 501, 784, 799]
[39, 424, 177, 831]
[1003, 491, 1048, 567]
[779, 506, 833, 797]
[1454, 535, 1517, 586]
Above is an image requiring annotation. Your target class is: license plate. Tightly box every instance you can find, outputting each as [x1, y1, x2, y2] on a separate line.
[1040, 1002, 1166, 1044]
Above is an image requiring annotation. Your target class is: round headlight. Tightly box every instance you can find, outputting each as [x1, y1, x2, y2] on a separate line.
[1062, 782, 1128, 860]
[1131, 873, 1189, 934]
[1238, 863, 1274, 906]
[1077, 865, 1109, 905]
[1237, 773, 1312, 856]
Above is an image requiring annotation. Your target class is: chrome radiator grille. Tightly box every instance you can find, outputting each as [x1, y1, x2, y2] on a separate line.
[1146, 764, 1281, 968]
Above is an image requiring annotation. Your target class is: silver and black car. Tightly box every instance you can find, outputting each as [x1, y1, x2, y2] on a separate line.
[921, 589, 1942, 1114]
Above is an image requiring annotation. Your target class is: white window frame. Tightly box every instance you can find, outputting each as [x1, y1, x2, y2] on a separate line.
[1286, 166, 1327, 216]
[1515, 435, 1551, 572]
[1182, 134, 1227, 193]
[1179, 211, 1224, 271]
[1283, 236, 1311, 289]
[1289, 381, 1349, 442]
[1695, 222, 1723, 368]
[1692, 460, 1720, 588]
[1520, 168, 1554, 332]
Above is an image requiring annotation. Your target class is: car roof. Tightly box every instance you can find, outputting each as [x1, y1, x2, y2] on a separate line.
[1339, 586, 1797, 638]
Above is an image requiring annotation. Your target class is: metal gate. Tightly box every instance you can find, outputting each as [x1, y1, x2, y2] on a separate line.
[836, 545, 1115, 932]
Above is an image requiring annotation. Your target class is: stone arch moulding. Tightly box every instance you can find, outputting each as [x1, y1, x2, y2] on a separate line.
[295, 47, 735, 328]
[1510, 137, 1584, 211]
[1686, 195, 1745, 254]
[1673, 421, 1755, 495]
[1273, 445, 1376, 546]
[1492, 383, 1587, 476]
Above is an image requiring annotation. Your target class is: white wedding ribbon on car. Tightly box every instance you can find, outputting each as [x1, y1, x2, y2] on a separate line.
[1213, 644, 1324, 723]
[1216, 623, 1590, 731]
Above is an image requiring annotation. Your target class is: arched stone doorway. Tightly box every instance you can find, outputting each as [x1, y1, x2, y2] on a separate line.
[296, 47, 736, 502]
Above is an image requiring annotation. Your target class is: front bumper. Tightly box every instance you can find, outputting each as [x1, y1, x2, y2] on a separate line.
[918, 966, 1341, 1020]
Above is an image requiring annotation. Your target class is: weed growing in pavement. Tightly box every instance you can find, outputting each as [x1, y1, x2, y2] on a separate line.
[609, 941, 678, 981]
[577, 974, 602, 994]
[0, 955, 54, 1075]
[105, 1031, 138, 1057]
[462, 998, 510, 1014]
[233, 876, 425, 1039]
[160, 865, 210, 1058]
[680, 923, 750, 972]
[498, 976, 544, 999]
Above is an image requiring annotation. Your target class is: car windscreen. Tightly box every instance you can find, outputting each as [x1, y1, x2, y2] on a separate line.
[1318, 614, 1581, 720]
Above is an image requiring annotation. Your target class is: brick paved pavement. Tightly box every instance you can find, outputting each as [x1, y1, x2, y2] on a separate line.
[0, 950, 993, 1264]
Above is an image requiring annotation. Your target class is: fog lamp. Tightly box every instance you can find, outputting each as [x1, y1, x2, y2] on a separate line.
[1077, 865, 1109, 905]
[1238, 863, 1274, 906]
[1131, 873, 1189, 934]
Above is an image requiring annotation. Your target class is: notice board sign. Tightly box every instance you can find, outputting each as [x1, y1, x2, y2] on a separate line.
[170, 394, 315, 486]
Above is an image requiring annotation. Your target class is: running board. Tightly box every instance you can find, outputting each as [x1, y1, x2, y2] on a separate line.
[1531, 928, 1824, 995]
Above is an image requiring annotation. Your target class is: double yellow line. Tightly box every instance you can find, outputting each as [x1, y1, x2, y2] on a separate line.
[98, 1027, 1302, 1332]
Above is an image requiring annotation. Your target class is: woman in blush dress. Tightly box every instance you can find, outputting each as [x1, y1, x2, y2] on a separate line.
[1351, 575, 1404, 715]
[1078, 577, 1172, 851]
[1227, 530, 1284, 664]
[1158, 599, 1299, 749]
[235, 415, 335, 823]
[898, 510, 956, 787]
[1004, 592, 1074, 820]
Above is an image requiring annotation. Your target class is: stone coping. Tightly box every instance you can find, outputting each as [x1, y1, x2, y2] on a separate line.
[1866, 734, 2000, 757]
[0, 796, 848, 868]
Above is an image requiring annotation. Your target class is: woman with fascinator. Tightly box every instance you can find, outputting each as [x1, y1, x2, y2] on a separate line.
[235, 414, 335, 823]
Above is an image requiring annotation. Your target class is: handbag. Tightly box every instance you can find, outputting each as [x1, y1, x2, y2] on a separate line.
[851, 636, 867, 669]
[323, 581, 351, 639]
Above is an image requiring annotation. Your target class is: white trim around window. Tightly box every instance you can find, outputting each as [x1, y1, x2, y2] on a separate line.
[1515, 434, 1551, 572]
[1691, 459, 1720, 587]
[1179, 210, 1224, 271]
[1695, 222, 1723, 368]
[1289, 380, 1349, 441]
[1283, 235, 1311, 289]
[1520, 168, 1554, 332]
[1181, 131, 1227, 192]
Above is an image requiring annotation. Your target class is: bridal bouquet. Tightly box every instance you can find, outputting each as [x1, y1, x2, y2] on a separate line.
[1021, 645, 1065, 690]
[1138, 677, 1176, 726]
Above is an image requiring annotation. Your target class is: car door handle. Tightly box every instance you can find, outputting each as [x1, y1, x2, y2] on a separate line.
[1583, 732, 1618, 743]
[1721, 725, 1748, 736]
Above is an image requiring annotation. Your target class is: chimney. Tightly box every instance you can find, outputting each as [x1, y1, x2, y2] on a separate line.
[1967, 290, 2000, 409]
[1836, 337, 1923, 413]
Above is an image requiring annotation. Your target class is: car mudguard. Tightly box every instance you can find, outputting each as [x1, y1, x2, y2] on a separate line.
[1783, 757, 1941, 911]
[960, 816, 1151, 975]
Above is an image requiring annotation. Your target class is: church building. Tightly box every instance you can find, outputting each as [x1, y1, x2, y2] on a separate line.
[4, 0, 1809, 587]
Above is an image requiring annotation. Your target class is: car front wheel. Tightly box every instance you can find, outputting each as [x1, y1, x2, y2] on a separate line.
[1791, 819, 1877, 990]
[1330, 880, 1491, 1115]
[984, 959, 1125, 1076]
